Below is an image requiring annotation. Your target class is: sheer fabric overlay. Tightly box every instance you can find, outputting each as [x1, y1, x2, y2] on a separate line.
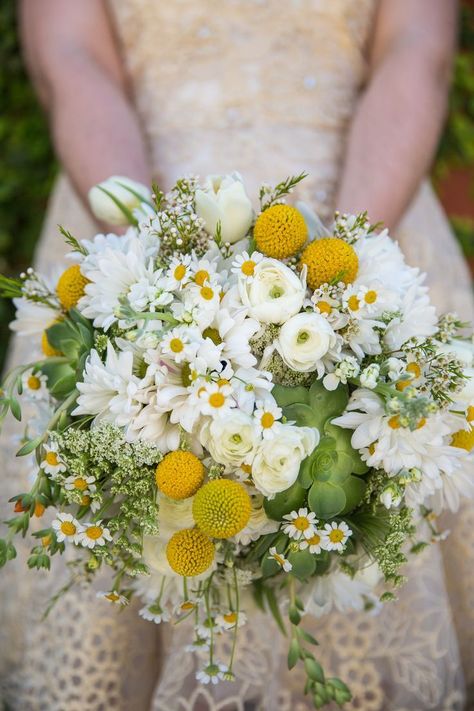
[1, 1, 473, 709]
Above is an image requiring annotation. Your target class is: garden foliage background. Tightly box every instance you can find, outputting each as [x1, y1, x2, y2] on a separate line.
[0, 2, 473, 368]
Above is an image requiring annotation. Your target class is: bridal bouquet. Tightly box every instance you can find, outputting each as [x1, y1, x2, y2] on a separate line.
[1, 173, 473, 708]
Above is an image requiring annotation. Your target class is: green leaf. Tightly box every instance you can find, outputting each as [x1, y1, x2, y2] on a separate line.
[308, 380, 349, 427]
[304, 657, 325, 683]
[16, 435, 43, 457]
[284, 403, 319, 429]
[287, 550, 316, 581]
[308, 481, 346, 519]
[9, 397, 21, 421]
[287, 638, 300, 669]
[340, 476, 366, 515]
[261, 555, 281, 579]
[48, 372, 77, 399]
[272, 384, 310, 409]
[264, 481, 307, 521]
[245, 531, 281, 563]
[289, 604, 301, 625]
[297, 628, 319, 646]
[264, 586, 287, 636]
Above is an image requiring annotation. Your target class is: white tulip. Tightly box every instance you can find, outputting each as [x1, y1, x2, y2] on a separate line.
[195, 173, 254, 244]
[200, 411, 260, 468]
[88, 176, 152, 226]
[252, 422, 318, 497]
[277, 312, 338, 374]
[238, 258, 306, 324]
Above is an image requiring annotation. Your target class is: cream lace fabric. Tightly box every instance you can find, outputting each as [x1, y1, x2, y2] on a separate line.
[1, 1, 474, 709]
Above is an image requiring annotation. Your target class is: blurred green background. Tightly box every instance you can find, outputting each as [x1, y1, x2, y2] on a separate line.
[0, 3, 473, 369]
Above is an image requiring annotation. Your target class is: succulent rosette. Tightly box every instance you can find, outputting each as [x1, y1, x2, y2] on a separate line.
[0, 173, 473, 708]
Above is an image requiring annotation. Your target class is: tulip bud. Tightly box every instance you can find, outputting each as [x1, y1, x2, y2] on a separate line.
[88, 176, 151, 226]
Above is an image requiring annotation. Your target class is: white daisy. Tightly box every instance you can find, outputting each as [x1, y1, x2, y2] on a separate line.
[165, 254, 193, 290]
[299, 529, 326, 554]
[268, 546, 292, 572]
[198, 381, 235, 417]
[52, 512, 83, 544]
[215, 610, 248, 630]
[196, 663, 228, 685]
[254, 398, 283, 439]
[321, 521, 352, 552]
[182, 282, 221, 329]
[196, 617, 220, 639]
[305, 564, 382, 618]
[40, 441, 67, 477]
[210, 309, 260, 369]
[21, 369, 49, 400]
[97, 590, 129, 606]
[73, 343, 142, 427]
[160, 326, 201, 365]
[282, 508, 318, 540]
[231, 366, 273, 414]
[139, 603, 171, 624]
[383, 283, 437, 351]
[231, 251, 263, 282]
[64, 474, 96, 496]
[79, 521, 113, 548]
[185, 637, 210, 653]
[173, 599, 199, 617]
[127, 270, 173, 314]
[11, 298, 61, 338]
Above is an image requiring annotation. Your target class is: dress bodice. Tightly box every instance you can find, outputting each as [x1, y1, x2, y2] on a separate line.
[107, 0, 377, 216]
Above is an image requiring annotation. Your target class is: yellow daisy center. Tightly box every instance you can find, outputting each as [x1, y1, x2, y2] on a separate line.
[73, 478, 88, 491]
[316, 300, 332, 315]
[293, 516, 310, 531]
[241, 260, 256, 276]
[368, 442, 376, 455]
[202, 327, 222, 345]
[388, 415, 401, 430]
[416, 418, 426, 430]
[180, 601, 196, 611]
[27, 375, 41, 390]
[299, 238, 359, 291]
[156, 450, 204, 500]
[217, 378, 230, 387]
[307, 533, 321, 546]
[41, 321, 63, 357]
[106, 593, 120, 602]
[166, 528, 215, 576]
[170, 338, 184, 353]
[273, 552, 286, 567]
[208, 392, 226, 409]
[56, 264, 89, 310]
[328, 528, 345, 544]
[407, 362, 421, 379]
[81, 495, 91, 506]
[254, 205, 308, 259]
[260, 412, 275, 429]
[223, 612, 237, 624]
[364, 290, 377, 304]
[86, 526, 103, 540]
[60, 521, 76, 536]
[240, 463, 252, 475]
[200, 286, 214, 301]
[451, 427, 474, 452]
[193, 479, 252, 539]
[194, 269, 210, 286]
[467, 406, 474, 423]
[347, 295, 360, 311]
[45, 451, 59, 466]
[174, 264, 187, 281]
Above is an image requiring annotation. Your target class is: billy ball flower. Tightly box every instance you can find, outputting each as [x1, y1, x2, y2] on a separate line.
[192, 479, 252, 539]
[155, 450, 205, 500]
[56, 264, 89, 310]
[254, 205, 308, 259]
[166, 528, 215, 576]
[299, 238, 358, 290]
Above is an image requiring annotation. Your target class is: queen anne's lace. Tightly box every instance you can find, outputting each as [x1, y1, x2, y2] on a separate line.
[1, 1, 474, 709]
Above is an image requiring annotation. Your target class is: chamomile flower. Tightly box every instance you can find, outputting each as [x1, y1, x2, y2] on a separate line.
[299, 530, 326, 554]
[196, 663, 228, 685]
[268, 546, 292, 572]
[40, 441, 67, 477]
[196, 617, 220, 639]
[174, 599, 198, 617]
[160, 327, 200, 365]
[215, 610, 248, 630]
[165, 254, 193, 290]
[321, 521, 352, 552]
[79, 520, 113, 548]
[183, 282, 221, 328]
[52, 512, 83, 544]
[185, 637, 210, 653]
[97, 591, 129, 606]
[21, 369, 48, 400]
[64, 474, 97, 496]
[254, 399, 282, 439]
[282, 508, 318, 540]
[231, 251, 263, 282]
[139, 603, 171, 624]
[198, 381, 235, 417]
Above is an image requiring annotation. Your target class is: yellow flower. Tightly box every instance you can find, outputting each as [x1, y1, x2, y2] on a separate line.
[56, 264, 89, 310]
[192, 479, 252, 539]
[451, 426, 474, 452]
[41, 319, 64, 357]
[166, 528, 215, 576]
[299, 238, 358, 290]
[155, 450, 205, 500]
[254, 205, 308, 259]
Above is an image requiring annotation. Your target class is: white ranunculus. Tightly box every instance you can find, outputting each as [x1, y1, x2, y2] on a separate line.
[88, 176, 152, 226]
[157, 494, 195, 540]
[252, 422, 318, 497]
[277, 312, 337, 373]
[238, 258, 306, 324]
[200, 411, 260, 468]
[195, 173, 254, 245]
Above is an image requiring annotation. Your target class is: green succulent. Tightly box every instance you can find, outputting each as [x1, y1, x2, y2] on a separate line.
[273, 380, 368, 520]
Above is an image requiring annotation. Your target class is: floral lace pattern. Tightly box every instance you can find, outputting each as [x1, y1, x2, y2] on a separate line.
[1, 0, 473, 708]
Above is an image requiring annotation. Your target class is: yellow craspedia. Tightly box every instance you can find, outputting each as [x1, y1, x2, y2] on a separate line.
[192, 479, 252, 539]
[299, 238, 359, 290]
[451, 426, 474, 452]
[56, 264, 89, 310]
[254, 205, 308, 259]
[166, 528, 215, 577]
[155, 450, 205, 500]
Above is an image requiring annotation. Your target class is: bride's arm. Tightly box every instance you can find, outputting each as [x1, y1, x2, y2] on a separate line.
[336, 0, 457, 229]
[19, 0, 151, 206]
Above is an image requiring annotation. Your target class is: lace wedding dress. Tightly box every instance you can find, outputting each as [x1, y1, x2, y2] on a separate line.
[1, 1, 473, 709]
